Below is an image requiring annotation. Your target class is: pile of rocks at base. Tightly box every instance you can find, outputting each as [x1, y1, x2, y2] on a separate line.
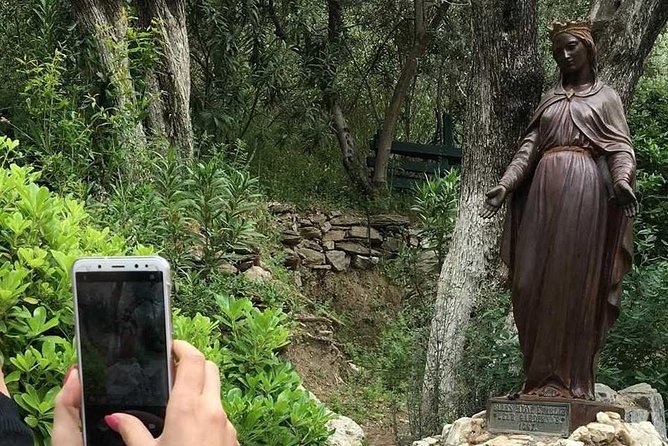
[594, 383, 666, 440]
[413, 411, 667, 446]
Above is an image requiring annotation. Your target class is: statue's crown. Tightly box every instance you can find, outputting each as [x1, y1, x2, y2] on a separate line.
[549, 19, 593, 40]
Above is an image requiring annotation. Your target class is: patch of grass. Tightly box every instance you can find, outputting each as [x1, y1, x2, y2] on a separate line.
[328, 370, 397, 423]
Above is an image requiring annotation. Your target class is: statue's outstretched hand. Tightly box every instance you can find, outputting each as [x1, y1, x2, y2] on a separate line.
[614, 181, 639, 219]
[481, 185, 508, 219]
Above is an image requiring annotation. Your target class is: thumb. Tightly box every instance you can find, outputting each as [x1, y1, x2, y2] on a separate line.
[486, 186, 503, 198]
[106, 413, 155, 446]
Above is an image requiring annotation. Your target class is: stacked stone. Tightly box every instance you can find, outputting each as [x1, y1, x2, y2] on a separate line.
[270, 203, 412, 273]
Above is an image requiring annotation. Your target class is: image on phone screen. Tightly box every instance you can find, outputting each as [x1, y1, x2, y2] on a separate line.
[75, 271, 169, 446]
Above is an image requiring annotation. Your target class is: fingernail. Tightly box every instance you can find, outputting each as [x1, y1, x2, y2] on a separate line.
[105, 414, 120, 432]
[62, 365, 76, 385]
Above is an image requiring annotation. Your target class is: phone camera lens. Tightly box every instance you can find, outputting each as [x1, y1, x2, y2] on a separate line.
[134, 264, 139, 268]
[97, 265, 101, 269]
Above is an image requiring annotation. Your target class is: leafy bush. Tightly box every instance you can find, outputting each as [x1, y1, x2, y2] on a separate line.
[98, 149, 266, 278]
[599, 262, 668, 400]
[455, 292, 523, 417]
[411, 169, 460, 263]
[628, 78, 668, 265]
[0, 137, 129, 444]
[174, 296, 333, 445]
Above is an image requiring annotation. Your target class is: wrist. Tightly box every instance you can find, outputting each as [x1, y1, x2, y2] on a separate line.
[497, 182, 511, 193]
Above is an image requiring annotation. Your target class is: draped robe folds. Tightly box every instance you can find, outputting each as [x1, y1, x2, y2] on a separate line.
[499, 81, 635, 400]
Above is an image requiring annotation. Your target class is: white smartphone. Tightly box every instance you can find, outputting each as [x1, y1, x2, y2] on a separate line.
[72, 256, 173, 446]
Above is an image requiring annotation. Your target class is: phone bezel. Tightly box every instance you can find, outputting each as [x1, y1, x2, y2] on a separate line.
[71, 256, 174, 445]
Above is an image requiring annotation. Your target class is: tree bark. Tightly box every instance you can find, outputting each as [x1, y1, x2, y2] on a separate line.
[327, 95, 374, 193]
[71, 0, 146, 151]
[326, 0, 373, 193]
[372, 1, 449, 191]
[418, 0, 543, 435]
[592, 0, 668, 107]
[136, 0, 194, 158]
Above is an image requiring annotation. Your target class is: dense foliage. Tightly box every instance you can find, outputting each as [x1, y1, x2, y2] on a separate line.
[0, 137, 128, 443]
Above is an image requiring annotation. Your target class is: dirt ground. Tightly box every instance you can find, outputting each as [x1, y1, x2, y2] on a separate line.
[286, 269, 411, 446]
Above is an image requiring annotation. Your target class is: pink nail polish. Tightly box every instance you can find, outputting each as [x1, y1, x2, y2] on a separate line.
[105, 414, 120, 431]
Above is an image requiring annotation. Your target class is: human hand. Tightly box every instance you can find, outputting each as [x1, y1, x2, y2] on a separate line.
[0, 362, 10, 397]
[614, 181, 639, 218]
[106, 340, 239, 446]
[481, 185, 508, 219]
[52, 366, 84, 446]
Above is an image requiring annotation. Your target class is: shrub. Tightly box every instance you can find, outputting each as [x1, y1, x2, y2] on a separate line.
[174, 296, 333, 446]
[599, 262, 668, 403]
[0, 137, 129, 444]
[98, 149, 266, 278]
[411, 169, 460, 263]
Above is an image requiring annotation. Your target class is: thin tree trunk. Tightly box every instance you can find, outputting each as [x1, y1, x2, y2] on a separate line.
[372, 1, 449, 191]
[136, 0, 194, 158]
[592, 0, 668, 107]
[326, 0, 373, 193]
[71, 0, 146, 151]
[418, 0, 543, 435]
[327, 95, 373, 194]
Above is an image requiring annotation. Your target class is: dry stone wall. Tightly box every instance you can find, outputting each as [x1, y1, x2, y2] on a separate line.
[270, 203, 417, 273]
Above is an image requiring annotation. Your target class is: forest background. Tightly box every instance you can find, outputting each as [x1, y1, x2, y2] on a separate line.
[0, 0, 666, 445]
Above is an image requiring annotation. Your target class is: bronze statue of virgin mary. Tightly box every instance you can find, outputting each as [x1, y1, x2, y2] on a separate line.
[482, 20, 638, 401]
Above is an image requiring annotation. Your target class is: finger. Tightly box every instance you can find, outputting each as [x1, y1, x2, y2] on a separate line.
[0, 366, 9, 397]
[624, 204, 635, 219]
[172, 340, 206, 396]
[106, 413, 155, 446]
[53, 367, 84, 446]
[203, 361, 222, 406]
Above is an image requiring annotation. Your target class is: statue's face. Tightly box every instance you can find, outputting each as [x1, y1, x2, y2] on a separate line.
[552, 33, 589, 76]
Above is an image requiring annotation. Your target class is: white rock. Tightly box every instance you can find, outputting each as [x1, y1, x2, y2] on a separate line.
[327, 415, 365, 446]
[595, 383, 618, 404]
[554, 440, 584, 446]
[242, 266, 271, 282]
[443, 417, 472, 446]
[441, 423, 452, 438]
[619, 383, 667, 440]
[412, 436, 441, 446]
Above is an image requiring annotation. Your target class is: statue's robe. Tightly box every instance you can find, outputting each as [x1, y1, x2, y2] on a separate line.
[498, 80, 635, 399]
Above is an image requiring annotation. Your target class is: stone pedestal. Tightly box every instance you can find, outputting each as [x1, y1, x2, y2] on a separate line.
[487, 396, 625, 437]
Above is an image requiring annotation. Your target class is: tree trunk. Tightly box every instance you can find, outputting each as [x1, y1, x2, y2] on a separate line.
[327, 95, 374, 193]
[418, 0, 543, 435]
[136, 0, 194, 158]
[71, 0, 146, 151]
[592, 0, 668, 107]
[326, 0, 373, 193]
[372, 1, 449, 191]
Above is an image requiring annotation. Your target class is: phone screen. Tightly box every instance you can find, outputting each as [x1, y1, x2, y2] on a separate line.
[75, 271, 169, 445]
